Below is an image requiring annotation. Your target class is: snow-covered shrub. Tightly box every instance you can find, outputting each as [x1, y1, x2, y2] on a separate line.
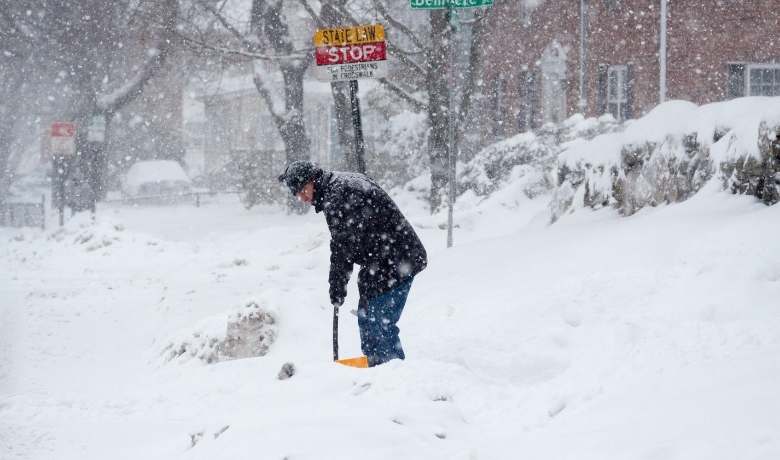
[551, 98, 780, 222]
[459, 114, 618, 198]
[719, 121, 780, 205]
[161, 301, 277, 365]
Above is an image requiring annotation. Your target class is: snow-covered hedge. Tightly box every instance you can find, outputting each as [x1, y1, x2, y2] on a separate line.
[551, 98, 780, 221]
[459, 114, 619, 198]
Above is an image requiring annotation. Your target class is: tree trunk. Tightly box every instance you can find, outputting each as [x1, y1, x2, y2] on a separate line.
[426, 11, 453, 213]
[329, 82, 356, 170]
[250, 0, 311, 168]
[319, 1, 358, 172]
[0, 70, 24, 204]
[279, 62, 311, 164]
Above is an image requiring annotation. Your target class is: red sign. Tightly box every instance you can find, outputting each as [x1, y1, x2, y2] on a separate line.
[50, 121, 77, 157]
[51, 122, 76, 137]
[315, 42, 386, 66]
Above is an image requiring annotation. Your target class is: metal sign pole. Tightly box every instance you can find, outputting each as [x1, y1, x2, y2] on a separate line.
[349, 79, 367, 174]
[57, 157, 65, 227]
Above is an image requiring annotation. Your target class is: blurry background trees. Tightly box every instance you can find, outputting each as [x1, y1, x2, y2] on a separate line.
[0, 0, 491, 214]
[0, 0, 179, 201]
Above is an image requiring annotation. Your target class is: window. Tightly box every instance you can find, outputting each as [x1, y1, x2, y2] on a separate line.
[747, 64, 780, 96]
[607, 65, 628, 121]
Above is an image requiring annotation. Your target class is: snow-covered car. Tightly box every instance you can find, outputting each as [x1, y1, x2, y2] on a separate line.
[121, 160, 192, 199]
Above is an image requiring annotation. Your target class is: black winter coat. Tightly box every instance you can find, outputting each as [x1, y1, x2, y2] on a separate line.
[313, 170, 427, 305]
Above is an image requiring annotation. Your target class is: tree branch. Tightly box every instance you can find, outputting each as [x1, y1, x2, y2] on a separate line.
[173, 28, 308, 61]
[197, 0, 265, 55]
[377, 78, 428, 112]
[372, 0, 425, 52]
[96, 0, 178, 113]
[386, 43, 428, 75]
[297, 0, 325, 28]
[252, 73, 283, 129]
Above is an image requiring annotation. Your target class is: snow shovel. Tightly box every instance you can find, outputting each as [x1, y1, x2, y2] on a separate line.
[333, 304, 369, 368]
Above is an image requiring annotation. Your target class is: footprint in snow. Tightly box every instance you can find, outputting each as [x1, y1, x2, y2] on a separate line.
[351, 382, 372, 396]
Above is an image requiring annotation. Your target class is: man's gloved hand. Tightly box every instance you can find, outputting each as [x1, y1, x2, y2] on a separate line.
[330, 286, 346, 307]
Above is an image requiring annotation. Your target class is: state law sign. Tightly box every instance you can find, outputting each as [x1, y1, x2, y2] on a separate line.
[50, 121, 76, 157]
[313, 24, 387, 82]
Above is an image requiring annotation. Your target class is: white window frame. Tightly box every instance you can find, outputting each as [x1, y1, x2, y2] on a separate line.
[607, 65, 628, 121]
[540, 42, 567, 124]
[746, 64, 780, 96]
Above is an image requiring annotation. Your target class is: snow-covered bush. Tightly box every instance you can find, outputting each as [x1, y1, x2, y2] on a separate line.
[551, 98, 780, 222]
[459, 114, 618, 198]
[719, 121, 780, 205]
[160, 301, 277, 365]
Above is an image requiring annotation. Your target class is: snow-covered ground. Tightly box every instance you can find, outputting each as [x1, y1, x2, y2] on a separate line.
[2, 183, 780, 459]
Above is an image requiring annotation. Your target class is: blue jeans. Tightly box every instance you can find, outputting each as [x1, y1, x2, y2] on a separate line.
[358, 279, 413, 367]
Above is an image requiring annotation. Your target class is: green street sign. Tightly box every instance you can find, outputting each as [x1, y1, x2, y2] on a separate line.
[410, 0, 493, 9]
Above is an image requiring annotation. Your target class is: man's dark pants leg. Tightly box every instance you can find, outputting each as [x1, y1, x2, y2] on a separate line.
[358, 279, 413, 367]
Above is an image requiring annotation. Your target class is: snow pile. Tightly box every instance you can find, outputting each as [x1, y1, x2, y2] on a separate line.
[552, 97, 780, 220]
[40, 217, 129, 253]
[160, 300, 277, 365]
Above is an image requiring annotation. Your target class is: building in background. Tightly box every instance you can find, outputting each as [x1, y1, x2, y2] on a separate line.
[186, 69, 381, 190]
[481, 0, 780, 141]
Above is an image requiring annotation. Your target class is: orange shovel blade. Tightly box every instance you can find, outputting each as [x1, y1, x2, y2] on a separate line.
[336, 356, 369, 368]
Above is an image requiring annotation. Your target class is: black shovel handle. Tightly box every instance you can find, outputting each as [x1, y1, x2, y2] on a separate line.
[332, 303, 339, 361]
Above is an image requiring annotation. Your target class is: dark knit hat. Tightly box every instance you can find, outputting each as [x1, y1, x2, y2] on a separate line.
[278, 160, 321, 195]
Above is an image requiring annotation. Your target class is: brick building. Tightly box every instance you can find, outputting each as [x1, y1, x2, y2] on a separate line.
[480, 0, 780, 140]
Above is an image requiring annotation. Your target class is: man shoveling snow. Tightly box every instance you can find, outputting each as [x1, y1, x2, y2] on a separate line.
[279, 161, 427, 367]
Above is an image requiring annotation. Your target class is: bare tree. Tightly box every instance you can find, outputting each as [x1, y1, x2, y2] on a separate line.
[180, 1, 488, 212]
[250, 0, 311, 164]
[182, 0, 313, 165]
